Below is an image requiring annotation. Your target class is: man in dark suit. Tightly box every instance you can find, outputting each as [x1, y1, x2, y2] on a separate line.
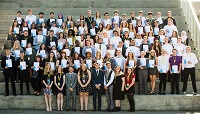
[18, 30, 33, 46]
[1, 49, 16, 96]
[46, 29, 58, 52]
[85, 10, 94, 28]
[164, 11, 176, 26]
[66, 66, 77, 111]
[88, 21, 98, 39]
[146, 12, 155, 27]
[91, 62, 104, 111]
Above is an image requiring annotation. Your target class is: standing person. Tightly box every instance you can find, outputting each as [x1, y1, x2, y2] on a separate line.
[16, 51, 30, 95]
[104, 62, 115, 112]
[43, 62, 54, 112]
[169, 49, 182, 94]
[66, 66, 77, 111]
[1, 49, 16, 96]
[54, 65, 66, 111]
[113, 66, 125, 112]
[91, 62, 104, 111]
[77, 64, 92, 111]
[124, 67, 135, 112]
[182, 46, 198, 95]
[85, 10, 94, 28]
[137, 51, 149, 95]
[25, 9, 36, 28]
[157, 49, 169, 95]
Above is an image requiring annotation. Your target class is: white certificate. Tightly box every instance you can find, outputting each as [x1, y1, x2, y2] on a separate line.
[149, 60, 155, 68]
[76, 36, 81, 42]
[33, 62, 39, 71]
[6, 59, 12, 67]
[97, 59, 103, 68]
[159, 35, 165, 43]
[108, 50, 115, 57]
[122, 28, 129, 33]
[26, 48, 32, 55]
[50, 42, 56, 47]
[94, 43, 99, 51]
[117, 48, 122, 52]
[40, 50, 46, 58]
[50, 62, 55, 70]
[31, 29, 36, 36]
[114, 16, 119, 23]
[74, 60, 80, 68]
[52, 50, 57, 57]
[148, 37, 154, 44]
[67, 38, 73, 45]
[103, 38, 108, 45]
[132, 20, 137, 27]
[59, 28, 63, 33]
[86, 59, 92, 68]
[61, 59, 67, 68]
[124, 40, 130, 48]
[74, 47, 80, 54]
[138, 27, 143, 34]
[79, 27, 84, 34]
[64, 49, 70, 56]
[17, 17, 21, 24]
[90, 29, 96, 35]
[135, 39, 142, 47]
[23, 27, 28, 32]
[14, 27, 19, 34]
[171, 37, 177, 45]
[172, 65, 178, 73]
[143, 45, 149, 52]
[14, 50, 20, 57]
[39, 18, 44, 23]
[108, 30, 113, 38]
[86, 48, 92, 53]
[20, 62, 26, 70]
[140, 58, 146, 66]
[177, 46, 183, 55]
[154, 28, 159, 35]
[160, 66, 167, 73]
[157, 18, 163, 24]
[58, 42, 63, 50]
[115, 58, 122, 66]
[50, 19, 55, 23]
[145, 26, 150, 33]
[37, 35, 43, 43]
[21, 40, 27, 47]
[129, 60, 134, 68]
[129, 32, 134, 38]
[42, 28, 47, 36]
[58, 19, 62, 26]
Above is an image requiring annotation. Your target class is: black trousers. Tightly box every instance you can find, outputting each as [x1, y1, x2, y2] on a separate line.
[159, 73, 167, 92]
[4, 72, 16, 95]
[93, 87, 103, 110]
[18, 71, 30, 93]
[31, 78, 41, 92]
[170, 73, 180, 93]
[126, 87, 135, 111]
[182, 68, 197, 93]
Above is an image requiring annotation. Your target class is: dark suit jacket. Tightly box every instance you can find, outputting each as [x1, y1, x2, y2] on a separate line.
[88, 26, 98, 36]
[18, 35, 33, 46]
[46, 35, 58, 47]
[91, 69, 104, 88]
[137, 58, 149, 76]
[126, 17, 137, 24]
[164, 17, 176, 26]
[16, 58, 29, 72]
[1, 56, 16, 76]
[66, 72, 77, 90]
[71, 46, 83, 57]
[85, 17, 94, 28]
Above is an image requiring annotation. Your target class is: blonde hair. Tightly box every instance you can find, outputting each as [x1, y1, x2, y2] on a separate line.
[44, 62, 54, 75]
[13, 40, 22, 50]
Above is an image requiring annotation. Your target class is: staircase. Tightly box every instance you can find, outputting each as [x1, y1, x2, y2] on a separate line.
[0, 0, 199, 111]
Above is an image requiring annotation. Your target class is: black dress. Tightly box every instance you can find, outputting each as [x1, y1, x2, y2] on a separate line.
[43, 73, 54, 95]
[77, 72, 92, 93]
[113, 74, 125, 100]
[54, 73, 65, 95]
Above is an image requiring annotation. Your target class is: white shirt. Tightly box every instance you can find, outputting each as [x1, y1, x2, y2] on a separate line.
[102, 19, 112, 27]
[104, 69, 115, 87]
[137, 16, 146, 27]
[162, 43, 173, 55]
[174, 43, 186, 56]
[126, 46, 140, 59]
[182, 52, 198, 69]
[157, 55, 169, 73]
[110, 36, 121, 48]
[163, 25, 178, 38]
[95, 43, 107, 58]
[25, 15, 36, 24]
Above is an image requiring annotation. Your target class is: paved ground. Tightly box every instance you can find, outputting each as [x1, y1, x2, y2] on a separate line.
[0, 110, 200, 114]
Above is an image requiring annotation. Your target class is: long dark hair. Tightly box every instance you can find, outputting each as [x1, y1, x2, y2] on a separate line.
[12, 20, 19, 31]
[46, 51, 56, 63]
[79, 64, 88, 76]
[125, 67, 133, 80]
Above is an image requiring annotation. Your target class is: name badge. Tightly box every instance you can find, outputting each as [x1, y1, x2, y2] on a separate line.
[70, 83, 72, 87]
[127, 83, 130, 87]
[82, 79, 85, 84]
[28, 57, 30, 61]
[47, 79, 50, 83]
[106, 80, 108, 83]
[58, 83, 60, 86]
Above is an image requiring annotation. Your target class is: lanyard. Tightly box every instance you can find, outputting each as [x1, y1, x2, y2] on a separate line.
[161, 56, 165, 64]
[58, 73, 62, 81]
[173, 56, 176, 64]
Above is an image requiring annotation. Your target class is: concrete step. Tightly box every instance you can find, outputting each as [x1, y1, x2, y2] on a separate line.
[0, 94, 199, 110]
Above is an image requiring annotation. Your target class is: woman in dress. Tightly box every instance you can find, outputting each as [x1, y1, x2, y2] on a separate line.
[56, 51, 71, 73]
[113, 66, 125, 111]
[77, 64, 92, 111]
[152, 40, 161, 57]
[124, 52, 137, 73]
[148, 50, 158, 94]
[54, 65, 66, 111]
[42, 62, 54, 112]
[9, 20, 20, 46]
[36, 43, 48, 60]
[124, 67, 135, 112]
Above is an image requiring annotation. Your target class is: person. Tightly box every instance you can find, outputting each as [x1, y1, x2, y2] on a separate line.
[102, 12, 112, 27]
[148, 50, 158, 94]
[18, 30, 33, 46]
[16, 50, 30, 95]
[33, 28, 46, 51]
[146, 12, 155, 27]
[111, 10, 122, 27]
[1, 49, 17, 96]
[82, 40, 96, 58]
[54, 65, 66, 111]
[91, 62, 104, 111]
[113, 66, 125, 111]
[9, 20, 20, 46]
[43, 62, 54, 112]
[66, 66, 77, 111]
[14, 11, 24, 26]
[36, 12, 46, 28]
[126, 11, 137, 27]
[137, 51, 149, 95]
[46, 12, 57, 28]
[104, 62, 115, 112]
[77, 64, 92, 111]
[164, 11, 176, 26]
[104, 51, 116, 70]
[25, 9, 36, 28]
[46, 30, 58, 52]
[124, 67, 135, 112]
[85, 10, 94, 28]
[163, 18, 178, 38]
[169, 49, 182, 94]
[157, 49, 169, 95]
[31, 55, 44, 96]
[182, 46, 198, 95]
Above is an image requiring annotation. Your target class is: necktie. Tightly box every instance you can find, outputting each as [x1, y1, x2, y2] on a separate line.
[6, 57, 9, 60]
[97, 70, 99, 76]
[99, 44, 101, 50]
[140, 17, 142, 25]
[50, 37, 52, 42]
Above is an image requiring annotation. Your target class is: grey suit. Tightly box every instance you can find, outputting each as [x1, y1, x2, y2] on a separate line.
[66, 72, 77, 109]
[137, 58, 149, 93]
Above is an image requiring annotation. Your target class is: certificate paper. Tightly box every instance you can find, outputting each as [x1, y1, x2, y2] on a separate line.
[135, 39, 142, 47]
[50, 42, 56, 47]
[74, 47, 80, 54]
[124, 40, 130, 48]
[14, 50, 20, 57]
[42, 28, 47, 36]
[23, 27, 28, 32]
[86, 48, 92, 53]
[154, 28, 159, 35]
[14, 27, 19, 34]
[132, 20, 137, 27]
[86, 59, 92, 68]
[74, 60, 80, 68]
[33, 62, 39, 71]
[90, 29, 96, 35]
[50, 62, 55, 70]
[26, 48, 32, 55]
[159, 35, 165, 43]
[129, 60, 134, 68]
[108, 50, 115, 57]
[79, 27, 84, 34]
[64, 49, 70, 56]
[97, 59, 103, 68]
[160, 66, 167, 73]
[37, 35, 43, 43]
[40, 50, 46, 58]
[129, 32, 134, 38]
[148, 37, 154, 44]
[149, 60, 155, 68]
[143, 45, 149, 52]
[140, 58, 146, 66]
[172, 65, 178, 73]
[58, 42, 63, 50]
[31, 29, 36, 37]
[138, 27, 143, 34]
[145, 26, 150, 33]
[6, 59, 12, 67]
[76, 36, 81, 42]
[58, 19, 62, 26]
[171, 37, 177, 45]
[115, 58, 122, 66]
[21, 40, 27, 47]
[20, 62, 26, 70]
[67, 38, 73, 45]
[61, 59, 67, 68]
[103, 38, 108, 45]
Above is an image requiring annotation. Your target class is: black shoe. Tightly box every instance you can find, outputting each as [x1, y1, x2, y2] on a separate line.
[4, 94, 9, 97]
[13, 94, 17, 96]
[98, 109, 102, 111]
[159, 91, 163, 95]
[145, 92, 148, 95]
[20, 92, 23, 95]
[129, 109, 135, 112]
[72, 109, 76, 111]
[93, 109, 96, 111]
[163, 91, 166, 95]
[138, 92, 142, 95]
[193, 92, 197, 95]
[110, 109, 114, 112]
[105, 108, 110, 111]
[80, 109, 83, 112]
[27, 92, 30, 95]
[66, 109, 69, 111]
[118, 107, 121, 111]
[176, 92, 180, 95]
[170, 92, 175, 94]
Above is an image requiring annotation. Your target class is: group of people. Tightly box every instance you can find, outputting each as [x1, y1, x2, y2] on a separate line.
[2, 8, 198, 112]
